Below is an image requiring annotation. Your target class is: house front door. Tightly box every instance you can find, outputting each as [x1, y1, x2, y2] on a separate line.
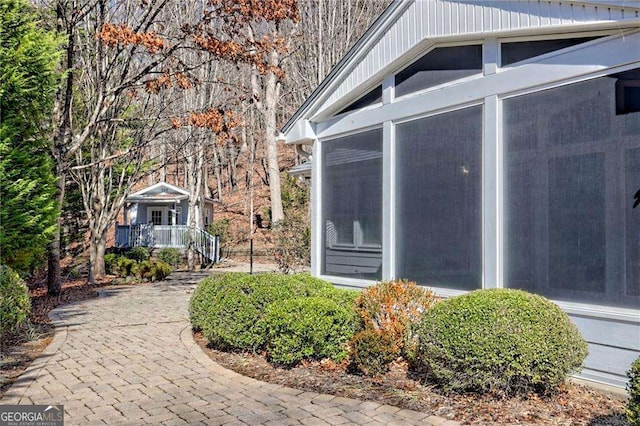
[147, 207, 168, 225]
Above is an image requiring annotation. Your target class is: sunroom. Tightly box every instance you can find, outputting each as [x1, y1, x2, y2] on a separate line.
[281, 0, 640, 388]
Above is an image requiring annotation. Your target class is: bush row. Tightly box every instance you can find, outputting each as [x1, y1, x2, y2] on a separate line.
[105, 248, 173, 282]
[190, 273, 358, 366]
[191, 273, 593, 397]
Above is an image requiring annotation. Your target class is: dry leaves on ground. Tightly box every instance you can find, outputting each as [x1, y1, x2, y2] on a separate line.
[195, 334, 627, 425]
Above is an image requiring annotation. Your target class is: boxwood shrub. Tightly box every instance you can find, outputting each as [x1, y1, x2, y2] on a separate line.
[0, 264, 31, 337]
[628, 356, 640, 425]
[262, 296, 358, 366]
[408, 288, 588, 396]
[191, 273, 341, 352]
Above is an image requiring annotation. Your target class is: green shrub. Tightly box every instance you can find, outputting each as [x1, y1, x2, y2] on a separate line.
[628, 356, 640, 425]
[349, 329, 397, 376]
[262, 297, 358, 366]
[191, 273, 337, 351]
[408, 289, 588, 396]
[126, 247, 150, 262]
[207, 219, 230, 246]
[132, 259, 172, 282]
[104, 253, 118, 275]
[157, 248, 182, 268]
[0, 264, 31, 337]
[114, 256, 136, 277]
[356, 280, 436, 356]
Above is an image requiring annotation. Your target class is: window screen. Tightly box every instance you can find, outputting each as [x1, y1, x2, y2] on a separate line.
[501, 37, 600, 66]
[395, 45, 482, 98]
[395, 106, 483, 290]
[322, 129, 382, 280]
[336, 86, 383, 116]
[504, 70, 640, 308]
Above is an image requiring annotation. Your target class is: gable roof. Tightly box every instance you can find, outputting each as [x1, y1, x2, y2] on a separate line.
[128, 182, 190, 199]
[281, 0, 640, 144]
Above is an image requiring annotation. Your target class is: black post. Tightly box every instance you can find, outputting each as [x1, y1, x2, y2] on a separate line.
[250, 238, 254, 275]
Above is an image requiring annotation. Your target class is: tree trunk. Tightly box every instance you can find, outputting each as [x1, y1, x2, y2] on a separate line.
[47, 165, 66, 295]
[263, 69, 284, 223]
[88, 232, 106, 285]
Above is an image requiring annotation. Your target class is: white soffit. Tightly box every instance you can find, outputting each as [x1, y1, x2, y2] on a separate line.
[283, 0, 640, 139]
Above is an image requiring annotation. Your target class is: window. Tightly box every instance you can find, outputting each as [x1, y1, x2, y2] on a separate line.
[335, 86, 382, 115]
[395, 45, 482, 98]
[504, 69, 640, 308]
[615, 69, 640, 115]
[322, 129, 383, 280]
[395, 106, 483, 290]
[501, 36, 600, 66]
[150, 210, 163, 226]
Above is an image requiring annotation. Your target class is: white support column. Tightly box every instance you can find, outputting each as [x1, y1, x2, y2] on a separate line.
[382, 120, 396, 281]
[483, 37, 499, 75]
[382, 75, 395, 105]
[311, 140, 322, 277]
[483, 95, 502, 289]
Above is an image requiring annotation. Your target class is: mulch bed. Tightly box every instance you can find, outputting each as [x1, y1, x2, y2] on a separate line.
[0, 276, 113, 396]
[195, 333, 627, 425]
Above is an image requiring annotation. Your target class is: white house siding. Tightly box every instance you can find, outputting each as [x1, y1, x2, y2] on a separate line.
[314, 0, 640, 118]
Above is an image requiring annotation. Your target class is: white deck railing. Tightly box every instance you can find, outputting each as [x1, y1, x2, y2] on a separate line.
[115, 224, 220, 263]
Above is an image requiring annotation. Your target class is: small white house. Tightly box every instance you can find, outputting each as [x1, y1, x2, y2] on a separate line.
[115, 182, 218, 259]
[281, 0, 640, 388]
[121, 182, 214, 228]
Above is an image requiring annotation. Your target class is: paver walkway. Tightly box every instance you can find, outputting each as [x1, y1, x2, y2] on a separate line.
[1, 270, 457, 425]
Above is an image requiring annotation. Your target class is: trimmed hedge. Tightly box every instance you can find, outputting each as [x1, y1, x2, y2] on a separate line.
[628, 356, 640, 425]
[191, 273, 340, 351]
[0, 264, 31, 337]
[408, 288, 588, 396]
[262, 296, 358, 366]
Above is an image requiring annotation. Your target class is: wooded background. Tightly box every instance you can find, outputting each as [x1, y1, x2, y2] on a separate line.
[0, 0, 390, 292]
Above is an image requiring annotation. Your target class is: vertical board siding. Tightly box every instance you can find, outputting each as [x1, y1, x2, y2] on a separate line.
[317, 0, 639, 115]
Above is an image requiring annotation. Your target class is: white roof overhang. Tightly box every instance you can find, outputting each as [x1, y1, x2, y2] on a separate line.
[281, 0, 640, 145]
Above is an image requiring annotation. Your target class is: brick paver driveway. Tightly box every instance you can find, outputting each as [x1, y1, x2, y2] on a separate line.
[1, 271, 456, 425]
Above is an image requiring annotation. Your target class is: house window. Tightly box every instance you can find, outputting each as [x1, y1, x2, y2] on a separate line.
[335, 86, 382, 116]
[394, 45, 482, 98]
[150, 210, 163, 226]
[395, 105, 483, 290]
[500, 36, 601, 66]
[322, 129, 382, 280]
[504, 69, 640, 308]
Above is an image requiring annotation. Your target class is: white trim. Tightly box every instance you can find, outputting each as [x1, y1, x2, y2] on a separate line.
[314, 31, 640, 140]
[556, 300, 640, 323]
[382, 120, 395, 281]
[311, 141, 322, 277]
[483, 96, 500, 289]
[146, 206, 169, 226]
[128, 182, 190, 198]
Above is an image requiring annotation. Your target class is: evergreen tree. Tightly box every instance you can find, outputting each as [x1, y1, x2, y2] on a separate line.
[0, 0, 60, 272]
